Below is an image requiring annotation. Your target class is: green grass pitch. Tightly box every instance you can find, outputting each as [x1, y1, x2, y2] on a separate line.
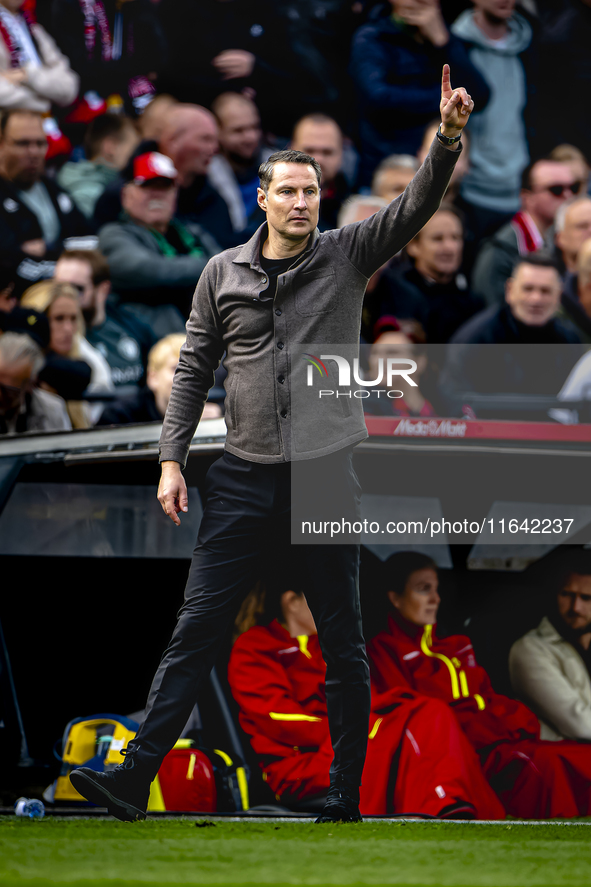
[1, 818, 591, 887]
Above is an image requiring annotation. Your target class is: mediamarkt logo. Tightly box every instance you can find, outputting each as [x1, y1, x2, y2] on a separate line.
[304, 353, 417, 399]
[394, 419, 467, 437]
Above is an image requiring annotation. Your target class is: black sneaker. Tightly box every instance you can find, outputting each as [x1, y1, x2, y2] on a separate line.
[315, 778, 362, 823]
[69, 746, 149, 822]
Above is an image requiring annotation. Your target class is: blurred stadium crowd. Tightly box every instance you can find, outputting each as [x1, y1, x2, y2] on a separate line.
[1, 0, 591, 432]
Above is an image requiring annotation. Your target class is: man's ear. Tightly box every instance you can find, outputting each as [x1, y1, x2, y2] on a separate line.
[406, 236, 419, 260]
[257, 186, 267, 213]
[505, 275, 514, 306]
[96, 280, 111, 303]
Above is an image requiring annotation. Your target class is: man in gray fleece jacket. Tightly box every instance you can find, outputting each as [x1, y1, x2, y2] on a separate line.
[70, 66, 473, 824]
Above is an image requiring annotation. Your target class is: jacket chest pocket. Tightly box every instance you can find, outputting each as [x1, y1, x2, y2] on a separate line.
[295, 269, 337, 316]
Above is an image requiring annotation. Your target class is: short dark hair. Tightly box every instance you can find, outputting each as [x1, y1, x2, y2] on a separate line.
[58, 249, 110, 286]
[511, 251, 561, 278]
[258, 150, 322, 195]
[0, 109, 44, 140]
[552, 550, 591, 590]
[383, 552, 437, 597]
[83, 114, 136, 161]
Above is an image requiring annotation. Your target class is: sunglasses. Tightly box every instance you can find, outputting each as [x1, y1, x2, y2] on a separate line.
[544, 181, 584, 197]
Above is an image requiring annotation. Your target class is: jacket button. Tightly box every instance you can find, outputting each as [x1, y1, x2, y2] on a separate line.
[280, 410, 287, 418]
[275, 308, 282, 316]
[278, 375, 285, 384]
[277, 342, 284, 350]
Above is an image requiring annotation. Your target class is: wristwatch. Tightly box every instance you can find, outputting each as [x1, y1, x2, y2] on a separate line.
[436, 125, 462, 146]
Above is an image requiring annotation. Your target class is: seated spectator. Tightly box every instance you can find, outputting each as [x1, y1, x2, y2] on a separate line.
[368, 551, 591, 818]
[0, 0, 78, 112]
[376, 206, 484, 343]
[50, 0, 166, 116]
[98, 332, 221, 426]
[57, 114, 139, 220]
[510, 551, 591, 742]
[0, 110, 93, 288]
[0, 330, 71, 433]
[451, 0, 533, 242]
[442, 256, 583, 414]
[137, 93, 177, 143]
[94, 103, 235, 249]
[555, 197, 591, 276]
[371, 155, 418, 203]
[98, 151, 216, 336]
[350, 0, 489, 185]
[229, 578, 499, 817]
[20, 279, 113, 424]
[471, 159, 580, 307]
[54, 248, 155, 389]
[207, 92, 269, 235]
[291, 114, 351, 231]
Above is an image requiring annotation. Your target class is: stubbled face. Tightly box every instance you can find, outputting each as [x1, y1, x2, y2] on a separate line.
[0, 113, 47, 187]
[0, 355, 33, 417]
[258, 162, 320, 242]
[408, 210, 463, 282]
[505, 262, 562, 327]
[48, 295, 79, 356]
[122, 180, 177, 229]
[557, 573, 591, 633]
[291, 121, 343, 185]
[389, 568, 441, 626]
[218, 100, 262, 162]
[54, 258, 95, 317]
[373, 167, 415, 202]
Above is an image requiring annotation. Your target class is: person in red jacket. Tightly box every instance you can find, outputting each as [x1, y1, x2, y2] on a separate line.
[229, 582, 503, 818]
[368, 552, 591, 819]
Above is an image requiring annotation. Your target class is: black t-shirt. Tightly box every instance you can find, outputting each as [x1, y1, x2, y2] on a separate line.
[259, 250, 303, 301]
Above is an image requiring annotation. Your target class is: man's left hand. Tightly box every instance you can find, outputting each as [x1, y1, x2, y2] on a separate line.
[440, 63, 474, 138]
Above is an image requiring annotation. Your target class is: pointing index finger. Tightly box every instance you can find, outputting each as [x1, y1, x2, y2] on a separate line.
[441, 63, 452, 100]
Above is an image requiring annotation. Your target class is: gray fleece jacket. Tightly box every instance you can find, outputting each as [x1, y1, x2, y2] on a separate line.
[452, 11, 532, 213]
[159, 137, 460, 466]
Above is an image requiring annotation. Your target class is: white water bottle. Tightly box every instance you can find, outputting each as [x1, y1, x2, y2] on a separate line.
[14, 798, 45, 819]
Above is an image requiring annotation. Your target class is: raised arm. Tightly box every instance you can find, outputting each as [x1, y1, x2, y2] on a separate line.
[332, 65, 474, 278]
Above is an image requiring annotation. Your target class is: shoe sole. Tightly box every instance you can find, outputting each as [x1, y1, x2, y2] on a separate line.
[70, 770, 146, 822]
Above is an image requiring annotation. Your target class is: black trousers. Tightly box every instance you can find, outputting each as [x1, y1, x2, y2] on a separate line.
[134, 448, 371, 788]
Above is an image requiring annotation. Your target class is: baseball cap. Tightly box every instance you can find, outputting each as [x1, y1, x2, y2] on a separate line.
[132, 152, 177, 185]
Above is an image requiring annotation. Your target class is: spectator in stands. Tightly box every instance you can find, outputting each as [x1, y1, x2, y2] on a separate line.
[229, 578, 502, 818]
[363, 329, 445, 418]
[376, 206, 483, 343]
[21, 279, 113, 423]
[98, 151, 217, 336]
[0, 0, 78, 112]
[350, 0, 489, 185]
[291, 114, 351, 231]
[441, 255, 583, 415]
[549, 144, 590, 198]
[137, 93, 177, 143]
[371, 155, 418, 203]
[0, 110, 93, 288]
[471, 159, 579, 307]
[50, 0, 167, 116]
[451, 0, 534, 242]
[57, 114, 139, 220]
[94, 103, 235, 249]
[510, 551, 591, 742]
[0, 330, 71, 433]
[207, 92, 269, 236]
[558, 238, 591, 345]
[98, 332, 220, 426]
[54, 248, 155, 389]
[555, 198, 591, 277]
[369, 551, 591, 819]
